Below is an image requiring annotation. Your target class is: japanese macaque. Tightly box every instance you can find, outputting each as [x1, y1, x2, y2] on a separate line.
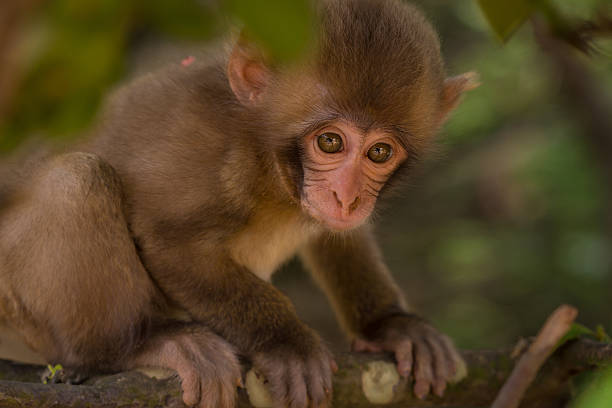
[0, 0, 478, 407]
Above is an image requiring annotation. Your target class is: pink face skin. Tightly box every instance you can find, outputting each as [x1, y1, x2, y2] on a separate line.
[301, 121, 407, 231]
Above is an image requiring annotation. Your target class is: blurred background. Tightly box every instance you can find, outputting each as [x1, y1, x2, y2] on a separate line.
[0, 0, 611, 353]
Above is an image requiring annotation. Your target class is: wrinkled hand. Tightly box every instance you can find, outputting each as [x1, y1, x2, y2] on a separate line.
[353, 313, 465, 399]
[127, 327, 242, 408]
[251, 326, 337, 408]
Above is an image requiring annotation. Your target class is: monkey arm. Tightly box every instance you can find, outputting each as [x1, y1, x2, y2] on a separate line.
[153, 256, 302, 351]
[299, 226, 409, 336]
[149, 253, 335, 407]
[300, 227, 465, 399]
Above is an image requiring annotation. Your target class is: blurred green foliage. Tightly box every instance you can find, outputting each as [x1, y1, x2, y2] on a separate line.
[2, 0, 218, 150]
[477, 0, 610, 42]
[223, 0, 314, 62]
[572, 367, 612, 408]
[477, 0, 534, 41]
[1, 0, 313, 150]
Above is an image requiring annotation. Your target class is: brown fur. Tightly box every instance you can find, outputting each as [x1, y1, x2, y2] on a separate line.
[0, 1, 476, 407]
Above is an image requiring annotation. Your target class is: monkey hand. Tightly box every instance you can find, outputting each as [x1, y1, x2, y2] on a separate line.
[251, 325, 336, 408]
[352, 313, 465, 399]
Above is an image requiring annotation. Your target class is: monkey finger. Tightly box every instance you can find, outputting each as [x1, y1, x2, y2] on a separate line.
[287, 359, 309, 408]
[440, 335, 467, 382]
[394, 339, 413, 378]
[178, 368, 202, 407]
[275, 378, 292, 408]
[351, 338, 383, 353]
[216, 370, 239, 408]
[270, 374, 291, 408]
[413, 339, 434, 399]
[440, 335, 466, 380]
[199, 377, 221, 408]
[330, 359, 339, 373]
[319, 356, 334, 401]
[253, 357, 290, 408]
[436, 334, 457, 378]
[317, 346, 335, 397]
[424, 336, 449, 397]
[212, 355, 242, 407]
[217, 382, 237, 408]
[306, 359, 329, 408]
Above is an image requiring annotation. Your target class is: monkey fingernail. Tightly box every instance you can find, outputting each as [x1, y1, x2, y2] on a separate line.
[434, 381, 446, 397]
[414, 381, 430, 400]
[398, 362, 412, 377]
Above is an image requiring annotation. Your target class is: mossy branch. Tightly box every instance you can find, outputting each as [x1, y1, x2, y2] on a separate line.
[0, 338, 609, 408]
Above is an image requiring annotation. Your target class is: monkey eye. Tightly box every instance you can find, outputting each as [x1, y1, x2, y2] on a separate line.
[317, 133, 343, 153]
[367, 143, 393, 163]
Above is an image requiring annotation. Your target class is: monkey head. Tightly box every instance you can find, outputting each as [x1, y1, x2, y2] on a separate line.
[227, 0, 478, 231]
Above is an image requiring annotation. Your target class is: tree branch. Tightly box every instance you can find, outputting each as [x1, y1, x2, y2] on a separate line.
[491, 305, 577, 408]
[0, 338, 609, 407]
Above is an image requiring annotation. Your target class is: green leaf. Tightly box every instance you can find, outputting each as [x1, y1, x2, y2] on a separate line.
[557, 323, 596, 349]
[572, 367, 612, 408]
[476, 0, 535, 41]
[43, 364, 63, 384]
[143, 0, 217, 39]
[223, 0, 315, 63]
[595, 325, 612, 343]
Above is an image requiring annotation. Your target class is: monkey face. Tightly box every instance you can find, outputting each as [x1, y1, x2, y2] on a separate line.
[300, 121, 407, 231]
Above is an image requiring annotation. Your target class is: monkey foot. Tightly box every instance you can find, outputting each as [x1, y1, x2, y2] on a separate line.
[128, 326, 242, 408]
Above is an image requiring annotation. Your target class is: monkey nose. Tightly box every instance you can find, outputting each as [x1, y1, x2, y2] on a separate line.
[332, 191, 361, 215]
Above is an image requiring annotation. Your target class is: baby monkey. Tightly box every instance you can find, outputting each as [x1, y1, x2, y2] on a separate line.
[0, 0, 477, 407]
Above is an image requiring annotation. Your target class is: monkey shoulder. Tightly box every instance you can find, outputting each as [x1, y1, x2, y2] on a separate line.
[88, 60, 242, 174]
[100, 62, 228, 130]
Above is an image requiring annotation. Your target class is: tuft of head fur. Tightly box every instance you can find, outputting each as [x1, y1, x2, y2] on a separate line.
[316, 0, 445, 135]
[261, 0, 446, 152]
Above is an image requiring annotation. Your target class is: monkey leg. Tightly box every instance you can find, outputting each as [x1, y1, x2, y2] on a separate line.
[0, 152, 242, 407]
[0, 152, 155, 369]
[37, 322, 242, 407]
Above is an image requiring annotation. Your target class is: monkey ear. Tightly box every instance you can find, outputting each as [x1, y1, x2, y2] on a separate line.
[227, 36, 272, 106]
[439, 71, 480, 122]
